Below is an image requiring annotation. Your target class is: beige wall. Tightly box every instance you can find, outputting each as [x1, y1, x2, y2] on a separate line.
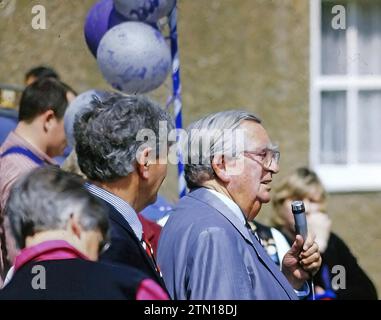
[0, 0, 380, 295]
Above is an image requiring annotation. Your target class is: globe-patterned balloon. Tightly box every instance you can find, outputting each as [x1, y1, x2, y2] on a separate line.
[64, 89, 110, 147]
[84, 0, 127, 57]
[114, 0, 176, 23]
[97, 22, 171, 94]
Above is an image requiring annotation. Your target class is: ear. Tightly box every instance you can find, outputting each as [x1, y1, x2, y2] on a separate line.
[41, 109, 56, 132]
[136, 147, 153, 180]
[211, 154, 231, 183]
[67, 214, 83, 239]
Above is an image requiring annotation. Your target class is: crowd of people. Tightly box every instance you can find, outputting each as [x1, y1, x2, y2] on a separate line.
[0, 66, 377, 300]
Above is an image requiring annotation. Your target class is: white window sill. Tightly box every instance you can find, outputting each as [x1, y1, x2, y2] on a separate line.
[313, 164, 381, 193]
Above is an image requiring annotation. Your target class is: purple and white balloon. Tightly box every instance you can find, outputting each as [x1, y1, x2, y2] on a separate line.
[97, 21, 171, 94]
[84, 0, 127, 57]
[114, 0, 176, 23]
[64, 89, 109, 147]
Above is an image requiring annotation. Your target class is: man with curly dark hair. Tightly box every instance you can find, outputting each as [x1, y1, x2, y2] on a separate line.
[74, 92, 174, 293]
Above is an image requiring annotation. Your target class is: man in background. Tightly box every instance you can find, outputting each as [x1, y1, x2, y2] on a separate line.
[24, 65, 59, 86]
[0, 77, 69, 284]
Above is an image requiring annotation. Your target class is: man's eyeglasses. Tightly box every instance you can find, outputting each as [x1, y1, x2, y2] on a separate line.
[243, 149, 280, 170]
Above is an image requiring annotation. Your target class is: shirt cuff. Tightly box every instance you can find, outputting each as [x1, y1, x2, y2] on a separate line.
[294, 281, 310, 299]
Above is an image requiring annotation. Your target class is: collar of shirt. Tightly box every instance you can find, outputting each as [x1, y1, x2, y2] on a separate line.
[205, 188, 246, 226]
[14, 240, 89, 272]
[0, 131, 56, 164]
[85, 182, 143, 241]
[205, 189, 265, 245]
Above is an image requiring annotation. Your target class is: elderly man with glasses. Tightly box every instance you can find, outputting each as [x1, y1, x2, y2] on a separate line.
[158, 110, 322, 300]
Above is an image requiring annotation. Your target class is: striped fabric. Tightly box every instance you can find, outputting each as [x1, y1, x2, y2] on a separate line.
[85, 183, 143, 241]
[0, 131, 56, 213]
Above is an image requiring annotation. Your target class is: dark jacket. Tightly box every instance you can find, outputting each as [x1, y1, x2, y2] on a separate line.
[316, 232, 378, 300]
[98, 199, 167, 291]
[277, 229, 378, 300]
[0, 259, 156, 300]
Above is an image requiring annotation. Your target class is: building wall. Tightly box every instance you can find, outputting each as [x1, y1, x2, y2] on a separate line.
[0, 0, 379, 295]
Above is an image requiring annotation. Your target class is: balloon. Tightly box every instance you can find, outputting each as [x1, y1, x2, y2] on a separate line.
[97, 22, 171, 94]
[84, 0, 127, 57]
[114, 0, 176, 23]
[64, 89, 110, 147]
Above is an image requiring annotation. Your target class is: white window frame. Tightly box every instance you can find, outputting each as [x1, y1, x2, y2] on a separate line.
[310, 0, 381, 192]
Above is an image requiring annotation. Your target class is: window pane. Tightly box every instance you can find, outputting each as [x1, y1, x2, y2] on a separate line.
[321, 1, 347, 75]
[320, 91, 347, 164]
[358, 90, 381, 163]
[357, 0, 381, 75]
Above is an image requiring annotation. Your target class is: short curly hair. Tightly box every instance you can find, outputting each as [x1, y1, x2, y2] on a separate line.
[74, 93, 174, 182]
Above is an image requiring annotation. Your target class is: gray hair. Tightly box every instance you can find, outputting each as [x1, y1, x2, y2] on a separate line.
[6, 166, 109, 249]
[183, 110, 261, 188]
[74, 93, 174, 182]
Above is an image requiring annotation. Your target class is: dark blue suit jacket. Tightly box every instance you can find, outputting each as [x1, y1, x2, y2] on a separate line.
[96, 198, 167, 291]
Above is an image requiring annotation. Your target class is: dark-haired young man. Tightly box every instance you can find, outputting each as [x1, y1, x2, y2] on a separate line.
[0, 77, 69, 285]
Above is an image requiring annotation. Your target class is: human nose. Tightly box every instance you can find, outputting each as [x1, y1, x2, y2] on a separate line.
[268, 157, 279, 174]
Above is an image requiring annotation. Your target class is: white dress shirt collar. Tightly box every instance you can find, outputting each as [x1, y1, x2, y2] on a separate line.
[205, 188, 246, 226]
[85, 182, 143, 241]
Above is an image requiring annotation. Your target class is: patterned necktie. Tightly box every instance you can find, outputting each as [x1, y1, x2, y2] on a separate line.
[141, 233, 162, 276]
[246, 221, 262, 244]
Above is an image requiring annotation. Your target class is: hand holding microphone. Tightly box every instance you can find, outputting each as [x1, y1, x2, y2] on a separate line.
[281, 200, 322, 291]
[291, 200, 320, 268]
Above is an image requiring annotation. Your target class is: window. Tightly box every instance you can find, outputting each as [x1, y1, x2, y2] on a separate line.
[310, 0, 381, 192]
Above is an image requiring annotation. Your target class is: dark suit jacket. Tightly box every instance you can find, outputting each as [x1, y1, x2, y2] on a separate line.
[97, 199, 167, 291]
[158, 187, 298, 300]
[0, 259, 150, 300]
[321, 233, 378, 300]
[280, 230, 378, 300]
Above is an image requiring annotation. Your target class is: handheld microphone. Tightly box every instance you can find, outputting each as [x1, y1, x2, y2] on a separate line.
[291, 200, 308, 241]
[291, 201, 315, 300]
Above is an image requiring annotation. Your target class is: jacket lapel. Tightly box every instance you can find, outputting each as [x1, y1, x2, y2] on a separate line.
[95, 197, 164, 284]
[188, 188, 296, 299]
[188, 188, 255, 245]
